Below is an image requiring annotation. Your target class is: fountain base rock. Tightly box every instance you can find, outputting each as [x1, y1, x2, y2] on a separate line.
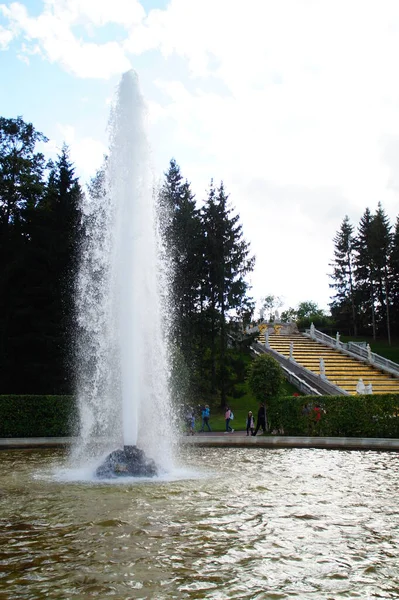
[96, 445, 158, 478]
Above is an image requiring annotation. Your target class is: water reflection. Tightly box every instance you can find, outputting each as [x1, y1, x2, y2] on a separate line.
[1, 448, 399, 599]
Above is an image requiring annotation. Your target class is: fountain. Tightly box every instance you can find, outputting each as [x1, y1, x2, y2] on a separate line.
[74, 70, 174, 477]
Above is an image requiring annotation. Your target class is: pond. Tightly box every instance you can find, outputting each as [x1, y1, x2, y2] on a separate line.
[1, 447, 399, 599]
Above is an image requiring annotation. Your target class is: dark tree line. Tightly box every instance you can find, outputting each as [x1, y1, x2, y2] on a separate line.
[0, 116, 82, 394]
[329, 204, 399, 342]
[159, 160, 255, 407]
[0, 120, 255, 405]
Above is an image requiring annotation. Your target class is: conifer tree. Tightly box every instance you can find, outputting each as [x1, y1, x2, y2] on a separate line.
[353, 208, 377, 339]
[369, 203, 392, 343]
[158, 159, 203, 399]
[202, 181, 255, 405]
[41, 144, 82, 390]
[329, 215, 358, 335]
[390, 215, 399, 336]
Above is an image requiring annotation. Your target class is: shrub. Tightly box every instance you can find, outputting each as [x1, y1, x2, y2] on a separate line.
[248, 354, 284, 402]
[268, 394, 399, 438]
[0, 396, 78, 437]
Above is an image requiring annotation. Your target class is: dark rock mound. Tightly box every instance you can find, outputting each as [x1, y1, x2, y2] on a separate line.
[96, 445, 158, 478]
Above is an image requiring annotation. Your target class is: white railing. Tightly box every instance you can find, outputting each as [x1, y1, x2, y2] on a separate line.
[304, 327, 399, 378]
[280, 366, 322, 396]
[250, 343, 349, 396]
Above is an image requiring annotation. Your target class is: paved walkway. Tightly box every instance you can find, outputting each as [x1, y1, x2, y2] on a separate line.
[1, 433, 399, 451]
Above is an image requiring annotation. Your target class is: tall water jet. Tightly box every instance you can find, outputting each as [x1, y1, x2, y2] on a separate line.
[73, 70, 174, 476]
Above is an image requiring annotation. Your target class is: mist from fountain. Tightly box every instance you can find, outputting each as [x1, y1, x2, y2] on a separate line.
[73, 70, 174, 475]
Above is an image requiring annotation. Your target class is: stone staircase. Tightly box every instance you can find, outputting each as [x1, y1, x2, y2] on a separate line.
[257, 331, 399, 395]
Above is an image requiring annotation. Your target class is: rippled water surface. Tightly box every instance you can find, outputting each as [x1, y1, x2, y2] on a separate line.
[1, 447, 399, 599]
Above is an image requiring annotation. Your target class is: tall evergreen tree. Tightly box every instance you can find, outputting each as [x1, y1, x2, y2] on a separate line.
[390, 215, 399, 336]
[329, 215, 358, 335]
[353, 208, 377, 338]
[36, 144, 82, 391]
[202, 181, 255, 406]
[369, 202, 392, 343]
[158, 159, 203, 400]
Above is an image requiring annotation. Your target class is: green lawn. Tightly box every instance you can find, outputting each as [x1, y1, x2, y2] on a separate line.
[203, 380, 301, 433]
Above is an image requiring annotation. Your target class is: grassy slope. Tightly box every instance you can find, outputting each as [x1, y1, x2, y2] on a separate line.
[203, 380, 300, 433]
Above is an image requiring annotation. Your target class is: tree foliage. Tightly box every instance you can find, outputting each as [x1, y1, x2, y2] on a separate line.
[280, 301, 330, 330]
[329, 203, 398, 341]
[0, 117, 82, 393]
[248, 354, 284, 402]
[0, 120, 255, 407]
[159, 164, 255, 407]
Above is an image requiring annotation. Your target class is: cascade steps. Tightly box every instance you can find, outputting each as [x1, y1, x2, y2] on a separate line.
[258, 331, 399, 395]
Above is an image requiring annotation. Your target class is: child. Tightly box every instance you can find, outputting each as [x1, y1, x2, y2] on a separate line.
[246, 411, 254, 436]
[186, 408, 195, 436]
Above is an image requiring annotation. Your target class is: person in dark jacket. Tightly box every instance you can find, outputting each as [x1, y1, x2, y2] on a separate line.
[253, 402, 267, 436]
[246, 411, 255, 436]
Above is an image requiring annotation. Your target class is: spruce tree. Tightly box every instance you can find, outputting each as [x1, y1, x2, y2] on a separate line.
[40, 144, 82, 391]
[390, 215, 399, 337]
[158, 159, 203, 400]
[353, 208, 377, 338]
[329, 215, 358, 335]
[202, 181, 255, 406]
[369, 203, 392, 343]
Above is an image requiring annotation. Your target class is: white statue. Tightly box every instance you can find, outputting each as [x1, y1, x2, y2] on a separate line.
[366, 344, 372, 362]
[336, 331, 340, 346]
[365, 383, 373, 395]
[289, 341, 294, 360]
[265, 329, 270, 348]
[319, 357, 326, 378]
[356, 378, 365, 394]
[310, 322, 315, 339]
[275, 309, 280, 322]
[259, 308, 265, 321]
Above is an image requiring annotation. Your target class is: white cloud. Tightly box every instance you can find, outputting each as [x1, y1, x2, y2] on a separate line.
[0, 1, 133, 78]
[55, 123, 107, 180]
[45, 0, 145, 28]
[0, 23, 13, 48]
[3, 0, 399, 307]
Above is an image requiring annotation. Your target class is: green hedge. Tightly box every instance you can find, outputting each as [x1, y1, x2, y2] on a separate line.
[0, 396, 78, 437]
[2, 394, 399, 439]
[268, 394, 399, 438]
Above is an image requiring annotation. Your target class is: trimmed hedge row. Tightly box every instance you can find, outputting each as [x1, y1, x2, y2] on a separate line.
[0, 396, 78, 437]
[268, 394, 399, 438]
[2, 394, 399, 438]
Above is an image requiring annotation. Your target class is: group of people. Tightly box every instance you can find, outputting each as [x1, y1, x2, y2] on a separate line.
[245, 402, 268, 436]
[184, 401, 269, 435]
[225, 402, 268, 436]
[185, 404, 212, 435]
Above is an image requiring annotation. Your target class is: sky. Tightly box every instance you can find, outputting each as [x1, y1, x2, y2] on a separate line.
[1, 0, 399, 316]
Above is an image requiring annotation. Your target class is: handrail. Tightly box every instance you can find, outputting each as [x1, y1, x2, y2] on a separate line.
[304, 327, 399, 378]
[280, 366, 322, 396]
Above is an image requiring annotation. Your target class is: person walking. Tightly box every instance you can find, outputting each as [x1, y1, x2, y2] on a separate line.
[225, 406, 234, 433]
[185, 407, 195, 436]
[200, 404, 212, 432]
[246, 411, 254, 436]
[253, 402, 267, 436]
